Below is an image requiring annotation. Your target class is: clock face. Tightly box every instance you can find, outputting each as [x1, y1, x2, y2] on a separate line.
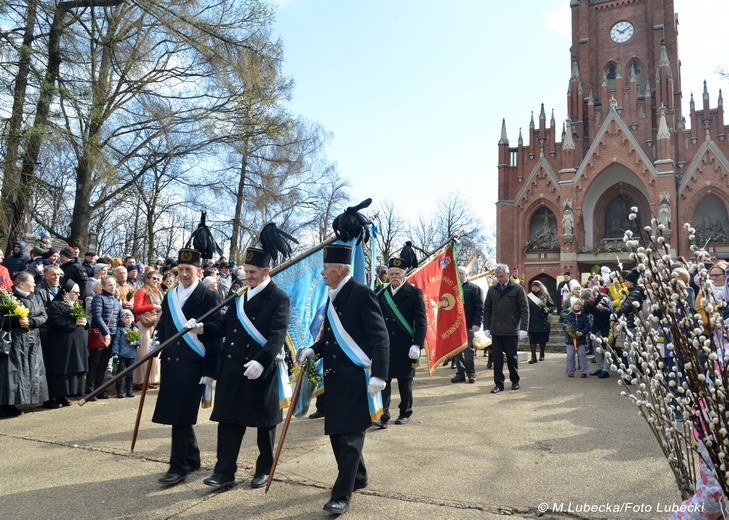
[610, 20, 634, 43]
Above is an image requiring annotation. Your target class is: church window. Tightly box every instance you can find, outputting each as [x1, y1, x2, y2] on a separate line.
[629, 61, 643, 93]
[606, 64, 616, 91]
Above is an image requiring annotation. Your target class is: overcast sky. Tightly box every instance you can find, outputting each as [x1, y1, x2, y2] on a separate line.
[271, 0, 729, 235]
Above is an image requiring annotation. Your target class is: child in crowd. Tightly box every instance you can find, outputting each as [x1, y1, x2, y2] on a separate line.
[563, 297, 590, 378]
[31, 230, 52, 257]
[112, 309, 139, 398]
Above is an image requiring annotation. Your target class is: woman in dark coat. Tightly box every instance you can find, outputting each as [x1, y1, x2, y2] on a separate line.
[46, 280, 88, 407]
[0, 271, 48, 416]
[526, 280, 556, 364]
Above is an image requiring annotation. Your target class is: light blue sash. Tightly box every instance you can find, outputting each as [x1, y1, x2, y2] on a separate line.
[167, 289, 205, 358]
[236, 295, 292, 408]
[326, 301, 383, 421]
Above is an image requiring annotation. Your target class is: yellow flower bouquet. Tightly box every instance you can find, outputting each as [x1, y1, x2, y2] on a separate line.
[0, 287, 30, 327]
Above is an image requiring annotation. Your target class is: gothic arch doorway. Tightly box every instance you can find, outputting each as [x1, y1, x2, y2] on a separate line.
[528, 274, 557, 309]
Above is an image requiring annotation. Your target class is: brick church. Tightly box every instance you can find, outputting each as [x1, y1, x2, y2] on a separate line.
[496, 0, 729, 299]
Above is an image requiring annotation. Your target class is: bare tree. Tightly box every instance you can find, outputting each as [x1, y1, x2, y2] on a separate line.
[374, 198, 405, 264]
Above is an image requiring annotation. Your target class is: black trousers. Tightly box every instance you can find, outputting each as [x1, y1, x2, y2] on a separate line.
[455, 329, 476, 378]
[214, 422, 276, 477]
[491, 335, 520, 389]
[381, 377, 412, 423]
[169, 424, 200, 474]
[329, 431, 367, 502]
[86, 346, 112, 393]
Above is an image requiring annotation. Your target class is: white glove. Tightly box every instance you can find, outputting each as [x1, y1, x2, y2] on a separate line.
[408, 345, 421, 359]
[368, 376, 387, 396]
[150, 340, 161, 350]
[199, 376, 213, 385]
[484, 330, 491, 338]
[296, 348, 315, 364]
[243, 360, 264, 380]
[184, 318, 203, 334]
[472, 325, 480, 332]
[519, 330, 528, 340]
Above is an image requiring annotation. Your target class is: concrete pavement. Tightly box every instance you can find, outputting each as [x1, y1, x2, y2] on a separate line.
[0, 354, 688, 519]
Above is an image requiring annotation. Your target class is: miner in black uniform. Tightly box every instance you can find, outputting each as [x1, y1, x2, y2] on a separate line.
[192, 246, 291, 490]
[298, 244, 389, 515]
[373, 256, 426, 428]
[153, 249, 222, 485]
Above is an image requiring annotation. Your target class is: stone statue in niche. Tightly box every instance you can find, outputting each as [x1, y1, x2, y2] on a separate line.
[562, 199, 574, 236]
[658, 192, 671, 229]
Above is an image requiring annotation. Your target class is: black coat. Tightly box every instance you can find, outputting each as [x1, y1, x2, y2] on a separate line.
[204, 281, 290, 427]
[152, 282, 222, 426]
[0, 289, 48, 405]
[60, 260, 88, 302]
[47, 299, 89, 377]
[311, 278, 389, 435]
[377, 281, 426, 379]
[527, 291, 555, 333]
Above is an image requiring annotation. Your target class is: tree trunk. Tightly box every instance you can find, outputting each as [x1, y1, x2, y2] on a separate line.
[229, 144, 248, 261]
[0, 0, 38, 249]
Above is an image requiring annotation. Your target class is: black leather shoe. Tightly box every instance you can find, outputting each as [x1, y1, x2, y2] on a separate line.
[528, 358, 537, 364]
[353, 479, 369, 491]
[97, 394, 110, 400]
[394, 416, 409, 425]
[486, 363, 493, 369]
[598, 371, 610, 378]
[490, 386, 503, 394]
[56, 397, 72, 407]
[250, 474, 269, 489]
[451, 376, 466, 383]
[590, 369, 602, 376]
[372, 419, 388, 429]
[511, 383, 520, 390]
[158, 472, 186, 485]
[308, 410, 324, 419]
[203, 474, 234, 489]
[43, 400, 61, 409]
[467, 377, 476, 384]
[2, 405, 23, 416]
[323, 500, 349, 515]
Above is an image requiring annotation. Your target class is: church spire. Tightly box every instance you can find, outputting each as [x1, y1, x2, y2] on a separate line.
[499, 118, 509, 145]
[703, 80, 710, 100]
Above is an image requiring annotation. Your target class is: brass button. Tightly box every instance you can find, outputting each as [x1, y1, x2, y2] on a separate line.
[230, 342, 235, 346]
[233, 329, 237, 333]
[227, 354, 232, 359]
[327, 327, 331, 331]
[175, 357, 180, 362]
[338, 311, 342, 316]
[325, 341, 329, 345]
[333, 354, 336, 359]
[166, 357, 171, 361]
[252, 317, 256, 320]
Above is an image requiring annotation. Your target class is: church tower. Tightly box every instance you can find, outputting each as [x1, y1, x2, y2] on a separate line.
[496, 0, 729, 300]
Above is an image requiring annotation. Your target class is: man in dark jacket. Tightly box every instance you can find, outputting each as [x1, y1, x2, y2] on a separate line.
[59, 246, 88, 302]
[298, 244, 389, 516]
[3, 240, 30, 277]
[374, 257, 426, 428]
[483, 263, 529, 393]
[452, 266, 484, 384]
[152, 249, 222, 486]
[194, 246, 291, 490]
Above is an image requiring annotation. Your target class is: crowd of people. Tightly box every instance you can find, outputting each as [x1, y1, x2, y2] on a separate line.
[3, 232, 727, 515]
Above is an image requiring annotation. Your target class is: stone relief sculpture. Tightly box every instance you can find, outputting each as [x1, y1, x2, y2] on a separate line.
[658, 192, 671, 229]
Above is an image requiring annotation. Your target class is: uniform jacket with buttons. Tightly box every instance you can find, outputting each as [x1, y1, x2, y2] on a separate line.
[377, 281, 426, 379]
[152, 282, 222, 426]
[311, 278, 389, 435]
[203, 281, 290, 427]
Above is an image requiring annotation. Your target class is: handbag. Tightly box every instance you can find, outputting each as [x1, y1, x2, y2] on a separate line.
[138, 311, 158, 328]
[0, 319, 11, 357]
[88, 304, 114, 349]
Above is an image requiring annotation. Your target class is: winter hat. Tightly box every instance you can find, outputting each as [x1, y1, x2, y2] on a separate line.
[570, 297, 582, 307]
[93, 263, 109, 275]
[600, 266, 611, 277]
[126, 265, 138, 273]
[59, 246, 75, 259]
[40, 230, 50, 240]
[580, 289, 593, 300]
[120, 309, 134, 318]
[624, 269, 641, 285]
[42, 247, 58, 259]
[201, 276, 217, 288]
[568, 280, 581, 291]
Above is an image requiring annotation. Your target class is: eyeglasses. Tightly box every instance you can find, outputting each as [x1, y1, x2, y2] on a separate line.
[150, 277, 160, 281]
[709, 272, 725, 278]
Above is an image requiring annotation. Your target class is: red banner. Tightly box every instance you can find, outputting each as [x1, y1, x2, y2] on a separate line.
[407, 242, 468, 374]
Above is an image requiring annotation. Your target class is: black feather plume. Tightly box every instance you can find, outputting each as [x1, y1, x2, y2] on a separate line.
[399, 241, 418, 270]
[332, 198, 372, 244]
[186, 212, 223, 260]
[259, 222, 299, 265]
